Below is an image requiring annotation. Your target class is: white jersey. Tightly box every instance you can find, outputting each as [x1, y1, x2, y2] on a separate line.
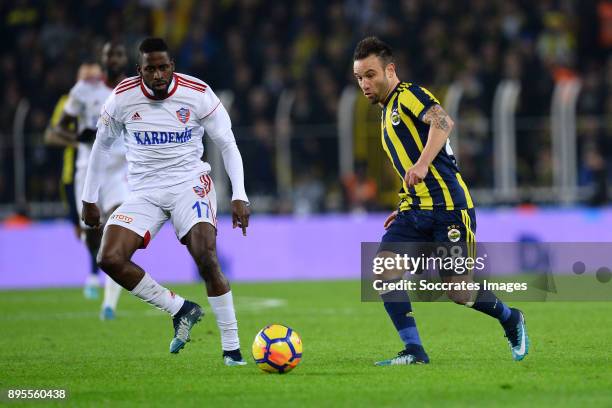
[64, 78, 127, 173]
[81, 73, 248, 204]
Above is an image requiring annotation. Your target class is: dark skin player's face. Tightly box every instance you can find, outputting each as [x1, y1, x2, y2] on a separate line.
[101, 43, 127, 76]
[138, 51, 175, 96]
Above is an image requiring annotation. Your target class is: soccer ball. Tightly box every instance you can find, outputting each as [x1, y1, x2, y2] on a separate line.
[252, 324, 302, 373]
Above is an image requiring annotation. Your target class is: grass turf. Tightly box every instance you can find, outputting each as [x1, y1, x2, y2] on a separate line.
[0, 280, 611, 407]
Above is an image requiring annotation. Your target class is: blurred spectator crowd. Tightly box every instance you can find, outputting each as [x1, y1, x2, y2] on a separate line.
[1, 0, 611, 216]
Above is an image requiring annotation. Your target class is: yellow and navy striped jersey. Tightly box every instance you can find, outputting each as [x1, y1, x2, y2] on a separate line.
[49, 95, 77, 185]
[381, 82, 473, 211]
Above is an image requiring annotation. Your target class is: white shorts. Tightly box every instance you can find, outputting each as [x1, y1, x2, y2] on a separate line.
[75, 166, 130, 228]
[105, 173, 217, 247]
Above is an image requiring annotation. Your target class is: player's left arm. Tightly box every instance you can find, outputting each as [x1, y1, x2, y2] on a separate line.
[405, 104, 454, 188]
[44, 96, 75, 146]
[201, 102, 250, 236]
[49, 82, 87, 146]
[46, 112, 79, 146]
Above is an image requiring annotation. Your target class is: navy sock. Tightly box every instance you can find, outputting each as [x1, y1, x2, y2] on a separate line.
[470, 288, 512, 323]
[381, 290, 422, 347]
[90, 252, 98, 275]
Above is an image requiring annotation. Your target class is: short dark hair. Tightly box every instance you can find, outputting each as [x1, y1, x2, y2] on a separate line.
[353, 36, 393, 65]
[138, 37, 169, 54]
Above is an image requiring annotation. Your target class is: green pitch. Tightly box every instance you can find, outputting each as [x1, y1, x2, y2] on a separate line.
[1, 280, 611, 407]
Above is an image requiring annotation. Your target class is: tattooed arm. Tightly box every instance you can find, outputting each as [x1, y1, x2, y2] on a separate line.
[422, 104, 454, 132]
[404, 104, 455, 188]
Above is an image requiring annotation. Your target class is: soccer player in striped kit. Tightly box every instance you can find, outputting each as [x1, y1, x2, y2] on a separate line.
[81, 38, 249, 366]
[353, 37, 529, 365]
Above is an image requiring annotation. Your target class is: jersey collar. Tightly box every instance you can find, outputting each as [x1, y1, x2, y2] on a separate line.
[383, 81, 402, 107]
[140, 74, 179, 100]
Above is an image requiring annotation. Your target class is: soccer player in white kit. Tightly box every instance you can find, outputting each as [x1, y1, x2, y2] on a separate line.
[51, 43, 128, 319]
[81, 38, 250, 365]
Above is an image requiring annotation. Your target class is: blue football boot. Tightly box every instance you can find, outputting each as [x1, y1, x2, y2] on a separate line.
[504, 308, 529, 361]
[169, 300, 203, 354]
[375, 344, 430, 366]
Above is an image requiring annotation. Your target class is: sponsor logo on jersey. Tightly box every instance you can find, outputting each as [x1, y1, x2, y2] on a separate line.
[133, 128, 193, 145]
[111, 214, 134, 224]
[176, 107, 190, 124]
[131, 112, 142, 121]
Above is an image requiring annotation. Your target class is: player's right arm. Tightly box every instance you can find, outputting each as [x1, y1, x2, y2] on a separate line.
[81, 96, 123, 228]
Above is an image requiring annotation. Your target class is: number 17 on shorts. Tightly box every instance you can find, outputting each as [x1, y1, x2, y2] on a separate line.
[192, 201, 210, 218]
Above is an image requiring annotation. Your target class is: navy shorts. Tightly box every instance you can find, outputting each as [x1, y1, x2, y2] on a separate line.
[379, 209, 477, 274]
[381, 208, 476, 244]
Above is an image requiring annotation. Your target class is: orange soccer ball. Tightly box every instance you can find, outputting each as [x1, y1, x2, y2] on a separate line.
[252, 324, 303, 373]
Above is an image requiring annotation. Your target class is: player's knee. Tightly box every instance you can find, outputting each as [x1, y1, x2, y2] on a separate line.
[97, 250, 126, 274]
[447, 290, 471, 305]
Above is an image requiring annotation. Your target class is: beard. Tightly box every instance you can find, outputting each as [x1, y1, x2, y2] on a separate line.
[106, 65, 125, 80]
[152, 81, 172, 97]
[371, 78, 389, 105]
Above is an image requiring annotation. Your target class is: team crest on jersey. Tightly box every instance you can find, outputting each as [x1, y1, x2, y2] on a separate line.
[193, 185, 206, 198]
[193, 175, 212, 198]
[176, 107, 190, 124]
[390, 108, 401, 126]
[447, 225, 461, 242]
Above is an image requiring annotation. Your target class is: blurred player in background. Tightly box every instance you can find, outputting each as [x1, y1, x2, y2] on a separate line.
[353, 37, 529, 366]
[45, 43, 129, 320]
[81, 38, 250, 365]
[45, 63, 101, 233]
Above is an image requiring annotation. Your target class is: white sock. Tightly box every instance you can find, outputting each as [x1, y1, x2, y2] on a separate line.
[102, 274, 122, 310]
[130, 273, 185, 316]
[208, 291, 240, 351]
[85, 274, 99, 287]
